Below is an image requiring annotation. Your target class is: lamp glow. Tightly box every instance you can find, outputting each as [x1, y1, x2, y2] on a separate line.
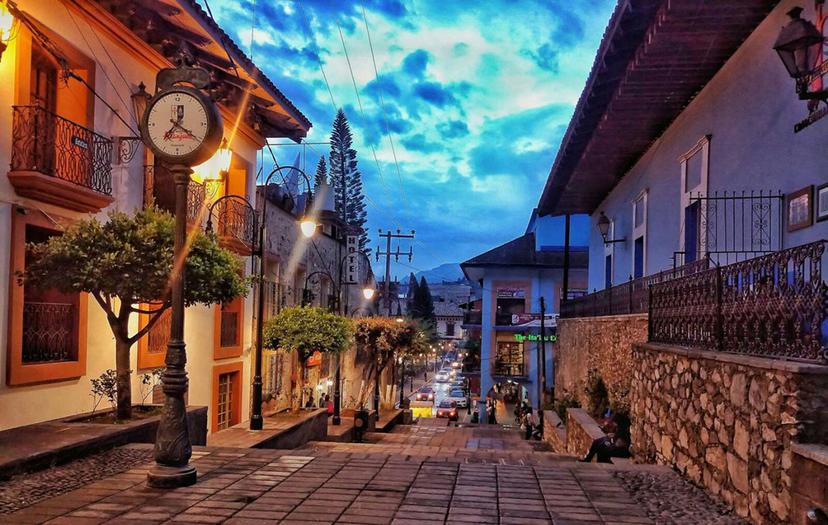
[0, 1, 16, 62]
[300, 217, 317, 238]
[362, 287, 375, 300]
[192, 139, 232, 183]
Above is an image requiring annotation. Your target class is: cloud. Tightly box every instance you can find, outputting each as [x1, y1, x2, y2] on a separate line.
[522, 43, 560, 73]
[413, 81, 459, 108]
[436, 120, 469, 139]
[402, 49, 430, 76]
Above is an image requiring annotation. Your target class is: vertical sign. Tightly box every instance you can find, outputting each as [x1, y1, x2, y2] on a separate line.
[345, 235, 360, 284]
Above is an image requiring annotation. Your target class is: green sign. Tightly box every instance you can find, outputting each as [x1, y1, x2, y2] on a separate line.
[513, 333, 557, 343]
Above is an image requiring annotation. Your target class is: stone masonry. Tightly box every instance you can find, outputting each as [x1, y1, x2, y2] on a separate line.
[630, 342, 828, 525]
[554, 314, 648, 412]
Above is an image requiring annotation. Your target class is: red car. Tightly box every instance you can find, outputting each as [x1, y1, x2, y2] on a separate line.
[415, 387, 434, 401]
[436, 400, 458, 421]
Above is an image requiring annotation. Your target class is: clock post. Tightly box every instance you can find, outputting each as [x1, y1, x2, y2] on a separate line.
[138, 64, 223, 488]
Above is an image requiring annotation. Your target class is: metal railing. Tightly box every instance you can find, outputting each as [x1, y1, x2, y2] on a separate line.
[11, 105, 112, 195]
[22, 301, 75, 363]
[143, 165, 206, 223]
[262, 280, 281, 320]
[211, 196, 257, 249]
[650, 240, 828, 361]
[561, 258, 710, 318]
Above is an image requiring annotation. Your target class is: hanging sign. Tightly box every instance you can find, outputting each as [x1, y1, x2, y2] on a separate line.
[496, 287, 525, 298]
[513, 333, 557, 343]
[306, 351, 322, 367]
[345, 235, 360, 284]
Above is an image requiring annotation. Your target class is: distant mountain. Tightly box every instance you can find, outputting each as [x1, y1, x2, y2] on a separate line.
[415, 263, 465, 284]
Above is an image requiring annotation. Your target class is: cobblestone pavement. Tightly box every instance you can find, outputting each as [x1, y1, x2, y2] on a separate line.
[615, 471, 748, 525]
[0, 447, 153, 515]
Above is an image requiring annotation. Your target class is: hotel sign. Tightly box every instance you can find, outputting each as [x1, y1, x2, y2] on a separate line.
[345, 235, 360, 284]
[513, 333, 557, 343]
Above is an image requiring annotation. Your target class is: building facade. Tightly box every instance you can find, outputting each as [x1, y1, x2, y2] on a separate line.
[461, 224, 588, 417]
[0, 0, 310, 432]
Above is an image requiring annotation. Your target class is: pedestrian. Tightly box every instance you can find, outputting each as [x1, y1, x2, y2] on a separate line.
[325, 394, 333, 416]
[305, 393, 315, 409]
[579, 414, 630, 463]
[522, 402, 533, 440]
[487, 398, 497, 424]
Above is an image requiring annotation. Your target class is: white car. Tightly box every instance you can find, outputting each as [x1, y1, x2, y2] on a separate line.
[435, 370, 450, 382]
[446, 389, 468, 408]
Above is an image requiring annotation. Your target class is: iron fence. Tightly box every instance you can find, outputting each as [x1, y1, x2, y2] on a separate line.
[11, 105, 112, 195]
[560, 258, 710, 318]
[22, 301, 74, 363]
[650, 240, 828, 361]
[211, 196, 257, 250]
[143, 165, 206, 223]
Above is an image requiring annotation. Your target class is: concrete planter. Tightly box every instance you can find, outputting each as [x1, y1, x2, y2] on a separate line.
[0, 405, 207, 478]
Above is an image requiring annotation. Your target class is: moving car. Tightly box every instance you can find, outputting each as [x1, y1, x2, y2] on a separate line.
[446, 389, 467, 408]
[415, 387, 434, 401]
[435, 370, 450, 382]
[450, 361, 462, 369]
[436, 400, 459, 421]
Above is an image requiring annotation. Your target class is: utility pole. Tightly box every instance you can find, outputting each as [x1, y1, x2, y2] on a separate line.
[539, 296, 547, 407]
[562, 214, 571, 302]
[375, 229, 415, 316]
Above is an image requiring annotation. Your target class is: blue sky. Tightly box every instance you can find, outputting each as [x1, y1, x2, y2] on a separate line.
[204, 0, 614, 280]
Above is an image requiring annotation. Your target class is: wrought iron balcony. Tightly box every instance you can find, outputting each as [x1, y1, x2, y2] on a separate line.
[9, 105, 113, 212]
[650, 240, 828, 362]
[210, 196, 258, 254]
[560, 258, 710, 319]
[143, 165, 206, 224]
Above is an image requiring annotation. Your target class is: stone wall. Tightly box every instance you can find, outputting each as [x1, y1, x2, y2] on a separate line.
[541, 408, 606, 459]
[631, 342, 828, 525]
[790, 443, 828, 525]
[554, 314, 647, 412]
[542, 411, 567, 453]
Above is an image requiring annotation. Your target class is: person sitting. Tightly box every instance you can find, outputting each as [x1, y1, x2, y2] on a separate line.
[305, 393, 315, 409]
[580, 413, 631, 463]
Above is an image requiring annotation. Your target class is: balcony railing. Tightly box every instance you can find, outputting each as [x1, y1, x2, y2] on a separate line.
[560, 257, 710, 318]
[11, 105, 112, 195]
[262, 280, 281, 320]
[22, 301, 75, 363]
[650, 240, 828, 362]
[143, 165, 206, 224]
[211, 196, 257, 251]
[463, 311, 482, 325]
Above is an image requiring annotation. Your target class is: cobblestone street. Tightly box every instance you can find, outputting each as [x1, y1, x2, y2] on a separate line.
[0, 422, 750, 524]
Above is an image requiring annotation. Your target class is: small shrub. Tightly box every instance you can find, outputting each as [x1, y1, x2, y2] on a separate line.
[554, 394, 581, 420]
[90, 369, 118, 414]
[138, 368, 163, 405]
[586, 374, 610, 417]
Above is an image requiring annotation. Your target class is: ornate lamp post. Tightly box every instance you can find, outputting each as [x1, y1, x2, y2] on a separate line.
[597, 212, 625, 245]
[773, 7, 828, 101]
[138, 65, 224, 488]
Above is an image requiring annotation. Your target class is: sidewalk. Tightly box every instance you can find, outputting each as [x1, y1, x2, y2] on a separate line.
[208, 409, 326, 449]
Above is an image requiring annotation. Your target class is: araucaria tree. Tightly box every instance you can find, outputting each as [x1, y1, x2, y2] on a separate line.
[411, 276, 436, 325]
[314, 156, 328, 190]
[262, 306, 353, 411]
[329, 109, 368, 252]
[23, 207, 247, 420]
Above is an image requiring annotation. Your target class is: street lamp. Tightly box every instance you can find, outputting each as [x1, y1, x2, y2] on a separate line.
[0, 1, 17, 63]
[250, 165, 315, 430]
[597, 212, 625, 245]
[362, 287, 375, 300]
[774, 7, 828, 101]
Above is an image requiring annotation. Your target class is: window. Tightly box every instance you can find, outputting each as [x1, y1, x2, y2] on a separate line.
[137, 305, 171, 369]
[212, 362, 242, 432]
[446, 322, 455, 337]
[7, 210, 87, 385]
[494, 341, 524, 377]
[605, 254, 613, 290]
[214, 297, 243, 359]
[632, 191, 648, 279]
[679, 136, 710, 263]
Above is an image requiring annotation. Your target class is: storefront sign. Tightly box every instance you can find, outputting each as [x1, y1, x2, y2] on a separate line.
[497, 287, 525, 298]
[513, 333, 557, 343]
[306, 351, 322, 367]
[510, 312, 555, 325]
[345, 235, 360, 284]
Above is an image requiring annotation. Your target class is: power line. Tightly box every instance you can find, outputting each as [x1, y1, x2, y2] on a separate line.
[360, 5, 410, 214]
[295, 1, 337, 110]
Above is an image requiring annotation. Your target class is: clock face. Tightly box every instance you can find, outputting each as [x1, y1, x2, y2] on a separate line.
[145, 90, 210, 159]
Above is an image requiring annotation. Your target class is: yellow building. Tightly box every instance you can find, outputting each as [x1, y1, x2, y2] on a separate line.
[0, 0, 311, 432]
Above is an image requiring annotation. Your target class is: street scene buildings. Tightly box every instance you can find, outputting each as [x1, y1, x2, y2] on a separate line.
[0, 0, 826, 524]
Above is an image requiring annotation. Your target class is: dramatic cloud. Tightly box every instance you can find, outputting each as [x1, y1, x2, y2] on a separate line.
[204, 0, 615, 276]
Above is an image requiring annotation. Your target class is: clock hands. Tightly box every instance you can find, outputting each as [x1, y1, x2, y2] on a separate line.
[163, 118, 196, 141]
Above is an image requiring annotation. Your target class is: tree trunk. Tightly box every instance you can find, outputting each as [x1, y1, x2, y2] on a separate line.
[115, 335, 132, 420]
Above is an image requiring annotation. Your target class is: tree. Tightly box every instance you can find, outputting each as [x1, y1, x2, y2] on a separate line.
[314, 156, 328, 190]
[23, 207, 247, 420]
[411, 277, 436, 325]
[262, 306, 352, 411]
[353, 317, 424, 408]
[405, 272, 418, 314]
[329, 109, 369, 252]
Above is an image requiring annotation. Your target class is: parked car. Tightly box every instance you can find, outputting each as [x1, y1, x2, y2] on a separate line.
[436, 400, 459, 421]
[450, 361, 462, 369]
[415, 387, 434, 401]
[447, 389, 467, 408]
[435, 370, 450, 382]
[450, 379, 465, 391]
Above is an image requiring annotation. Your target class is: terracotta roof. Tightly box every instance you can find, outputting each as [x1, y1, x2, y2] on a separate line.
[461, 233, 588, 269]
[537, 0, 775, 216]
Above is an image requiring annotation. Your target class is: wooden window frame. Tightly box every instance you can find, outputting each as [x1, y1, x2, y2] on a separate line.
[632, 190, 648, 278]
[211, 361, 243, 433]
[213, 296, 244, 359]
[137, 303, 169, 370]
[7, 209, 88, 386]
[679, 135, 711, 258]
[603, 217, 615, 287]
